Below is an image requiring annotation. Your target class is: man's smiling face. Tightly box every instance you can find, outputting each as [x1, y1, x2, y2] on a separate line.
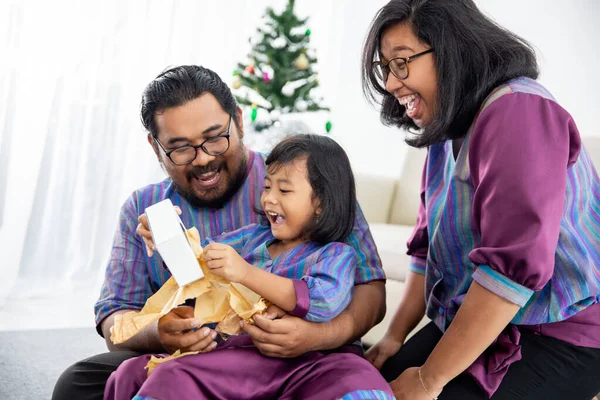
[150, 93, 248, 208]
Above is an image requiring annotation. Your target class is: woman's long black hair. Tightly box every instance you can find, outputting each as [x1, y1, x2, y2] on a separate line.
[362, 0, 539, 147]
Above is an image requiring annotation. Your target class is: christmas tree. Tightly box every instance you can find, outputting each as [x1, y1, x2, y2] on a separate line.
[232, 0, 331, 132]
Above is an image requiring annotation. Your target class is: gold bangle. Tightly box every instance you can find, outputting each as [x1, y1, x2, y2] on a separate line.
[418, 367, 439, 400]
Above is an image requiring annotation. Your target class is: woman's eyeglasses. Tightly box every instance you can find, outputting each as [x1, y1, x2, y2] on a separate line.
[373, 48, 434, 82]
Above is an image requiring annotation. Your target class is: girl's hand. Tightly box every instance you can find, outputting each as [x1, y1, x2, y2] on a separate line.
[390, 367, 443, 400]
[365, 333, 403, 370]
[203, 243, 251, 283]
[137, 205, 182, 257]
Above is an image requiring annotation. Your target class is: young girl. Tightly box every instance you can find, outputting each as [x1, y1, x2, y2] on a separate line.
[104, 134, 394, 400]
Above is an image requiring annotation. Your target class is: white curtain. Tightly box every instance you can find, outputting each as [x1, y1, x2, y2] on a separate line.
[0, 0, 299, 304]
[0, 0, 401, 307]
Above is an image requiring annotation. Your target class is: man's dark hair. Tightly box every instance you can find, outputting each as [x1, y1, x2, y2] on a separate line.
[265, 134, 357, 244]
[141, 65, 240, 138]
[362, 0, 539, 147]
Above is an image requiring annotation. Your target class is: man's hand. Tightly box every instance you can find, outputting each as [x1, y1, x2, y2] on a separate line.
[241, 305, 317, 358]
[242, 281, 387, 358]
[365, 333, 403, 370]
[204, 243, 251, 283]
[136, 205, 182, 257]
[158, 306, 218, 354]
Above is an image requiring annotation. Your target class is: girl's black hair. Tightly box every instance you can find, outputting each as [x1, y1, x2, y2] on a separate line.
[265, 134, 356, 244]
[362, 0, 539, 147]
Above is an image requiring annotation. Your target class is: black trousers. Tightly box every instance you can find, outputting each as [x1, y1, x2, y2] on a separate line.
[52, 350, 141, 400]
[380, 322, 600, 400]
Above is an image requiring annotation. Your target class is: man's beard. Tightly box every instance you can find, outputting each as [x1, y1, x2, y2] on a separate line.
[170, 150, 249, 209]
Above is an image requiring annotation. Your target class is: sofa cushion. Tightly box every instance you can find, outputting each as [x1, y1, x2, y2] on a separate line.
[369, 223, 415, 282]
[355, 173, 398, 224]
[389, 146, 427, 226]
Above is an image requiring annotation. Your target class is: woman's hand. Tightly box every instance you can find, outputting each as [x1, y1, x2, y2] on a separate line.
[365, 333, 403, 370]
[203, 243, 251, 283]
[136, 205, 182, 257]
[390, 367, 443, 400]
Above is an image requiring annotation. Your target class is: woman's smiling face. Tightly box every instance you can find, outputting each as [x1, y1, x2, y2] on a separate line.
[380, 23, 437, 128]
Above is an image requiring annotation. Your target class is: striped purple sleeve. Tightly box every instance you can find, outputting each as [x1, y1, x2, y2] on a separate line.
[301, 243, 356, 322]
[94, 194, 153, 336]
[468, 93, 581, 305]
[346, 204, 386, 283]
[407, 153, 429, 275]
[203, 224, 260, 253]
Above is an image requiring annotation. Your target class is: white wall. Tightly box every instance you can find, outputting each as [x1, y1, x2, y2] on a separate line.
[476, 1, 600, 135]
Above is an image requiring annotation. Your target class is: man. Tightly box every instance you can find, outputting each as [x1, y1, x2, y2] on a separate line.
[52, 65, 386, 400]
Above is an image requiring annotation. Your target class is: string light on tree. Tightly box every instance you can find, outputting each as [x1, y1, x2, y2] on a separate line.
[251, 104, 258, 123]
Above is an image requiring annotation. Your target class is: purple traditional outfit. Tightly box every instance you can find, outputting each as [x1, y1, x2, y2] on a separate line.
[408, 77, 600, 397]
[104, 224, 394, 400]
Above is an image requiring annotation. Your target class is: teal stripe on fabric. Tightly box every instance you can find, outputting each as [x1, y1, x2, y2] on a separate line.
[340, 390, 396, 399]
[409, 256, 427, 275]
[472, 265, 534, 307]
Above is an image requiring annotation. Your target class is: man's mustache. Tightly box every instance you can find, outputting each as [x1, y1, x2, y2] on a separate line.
[186, 162, 226, 178]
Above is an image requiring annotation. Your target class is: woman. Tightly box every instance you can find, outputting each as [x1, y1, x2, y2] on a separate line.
[361, 1, 600, 399]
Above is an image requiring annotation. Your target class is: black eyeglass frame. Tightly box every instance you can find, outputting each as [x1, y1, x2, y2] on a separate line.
[373, 48, 434, 82]
[153, 116, 232, 166]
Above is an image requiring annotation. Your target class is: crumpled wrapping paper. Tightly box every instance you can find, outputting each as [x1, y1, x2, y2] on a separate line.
[110, 227, 268, 346]
[145, 349, 200, 376]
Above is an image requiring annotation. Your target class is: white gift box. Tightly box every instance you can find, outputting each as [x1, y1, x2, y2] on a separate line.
[145, 199, 204, 287]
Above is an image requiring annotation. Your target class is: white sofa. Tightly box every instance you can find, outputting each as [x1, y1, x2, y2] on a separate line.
[357, 135, 600, 346]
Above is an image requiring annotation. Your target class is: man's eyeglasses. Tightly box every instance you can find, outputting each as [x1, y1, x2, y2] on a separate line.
[373, 48, 434, 82]
[153, 116, 232, 166]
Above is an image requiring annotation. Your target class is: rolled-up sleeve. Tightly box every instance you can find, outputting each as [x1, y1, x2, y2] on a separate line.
[468, 93, 581, 307]
[301, 244, 356, 322]
[407, 153, 429, 276]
